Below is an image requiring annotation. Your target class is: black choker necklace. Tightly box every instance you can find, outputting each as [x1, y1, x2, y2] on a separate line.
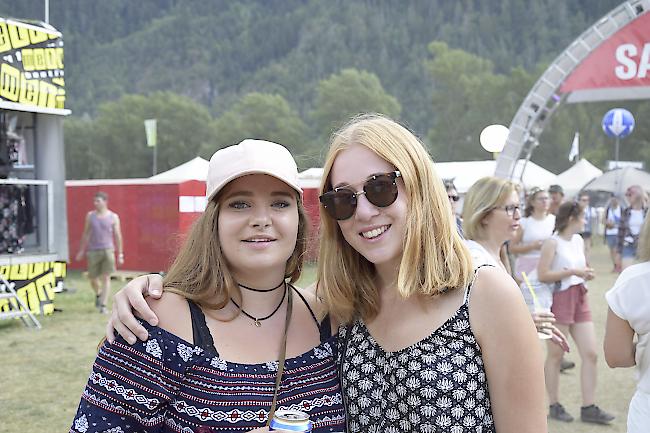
[231, 283, 287, 327]
[238, 280, 285, 292]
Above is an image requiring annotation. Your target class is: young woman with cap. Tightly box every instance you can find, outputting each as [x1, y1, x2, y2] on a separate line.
[107, 115, 547, 433]
[70, 140, 345, 433]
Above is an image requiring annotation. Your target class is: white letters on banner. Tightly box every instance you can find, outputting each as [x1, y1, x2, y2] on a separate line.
[615, 43, 650, 80]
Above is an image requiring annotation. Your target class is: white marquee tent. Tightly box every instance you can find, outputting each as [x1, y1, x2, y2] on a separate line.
[149, 156, 209, 181]
[555, 159, 603, 199]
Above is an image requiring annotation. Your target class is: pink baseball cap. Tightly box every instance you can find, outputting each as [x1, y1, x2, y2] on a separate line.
[206, 139, 302, 201]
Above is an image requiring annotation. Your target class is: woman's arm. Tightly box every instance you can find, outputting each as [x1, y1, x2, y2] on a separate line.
[470, 267, 546, 433]
[107, 274, 164, 344]
[604, 307, 636, 368]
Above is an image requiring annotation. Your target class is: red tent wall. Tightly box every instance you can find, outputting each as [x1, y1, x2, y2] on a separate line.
[67, 180, 204, 273]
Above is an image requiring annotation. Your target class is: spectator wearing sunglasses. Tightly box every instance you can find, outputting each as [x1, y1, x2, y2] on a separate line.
[538, 201, 614, 425]
[316, 114, 545, 433]
[444, 179, 463, 236]
[510, 187, 555, 281]
[618, 185, 649, 270]
[462, 177, 568, 352]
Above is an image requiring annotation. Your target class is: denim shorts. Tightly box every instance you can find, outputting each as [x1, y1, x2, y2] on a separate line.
[605, 234, 618, 249]
[621, 244, 637, 259]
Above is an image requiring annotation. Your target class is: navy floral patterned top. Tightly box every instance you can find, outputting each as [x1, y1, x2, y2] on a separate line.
[70, 294, 345, 432]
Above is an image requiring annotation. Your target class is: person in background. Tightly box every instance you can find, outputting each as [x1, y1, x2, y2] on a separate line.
[70, 140, 345, 433]
[548, 184, 565, 216]
[510, 187, 555, 279]
[604, 216, 650, 433]
[462, 176, 568, 351]
[577, 192, 595, 260]
[75, 191, 124, 314]
[444, 178, 463, 236]
[618, 185, 649, 270]
[538, 201, 614, 425]
[604, 194, 622, 273]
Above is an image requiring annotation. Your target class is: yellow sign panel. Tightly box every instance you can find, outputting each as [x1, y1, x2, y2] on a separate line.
[0, 19, 66, 114]
[0, 261, 66, 316]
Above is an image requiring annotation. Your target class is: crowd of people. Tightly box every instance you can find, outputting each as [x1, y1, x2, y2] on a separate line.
[69, 113, 649, 433]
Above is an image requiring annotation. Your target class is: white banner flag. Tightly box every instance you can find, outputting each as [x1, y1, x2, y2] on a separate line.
[568, 132, 579, 162]
[144, 119, 157, 148]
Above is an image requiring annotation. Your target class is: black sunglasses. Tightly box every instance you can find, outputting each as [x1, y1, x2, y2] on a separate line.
[319, 171, 401, 220]
[448, 194, 460, 202]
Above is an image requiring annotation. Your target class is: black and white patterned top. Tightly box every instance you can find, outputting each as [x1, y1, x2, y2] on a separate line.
[338, 283, 495, 433]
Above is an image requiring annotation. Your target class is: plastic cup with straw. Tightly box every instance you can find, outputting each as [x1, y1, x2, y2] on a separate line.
[521, 271, 552, 340]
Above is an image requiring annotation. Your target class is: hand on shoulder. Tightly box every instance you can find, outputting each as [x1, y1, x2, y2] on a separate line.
[147, 292, 193, 343]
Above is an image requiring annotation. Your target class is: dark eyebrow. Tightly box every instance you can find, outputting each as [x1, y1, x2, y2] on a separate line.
[223, 190, 295, 200]
[332, 172, 391, 189]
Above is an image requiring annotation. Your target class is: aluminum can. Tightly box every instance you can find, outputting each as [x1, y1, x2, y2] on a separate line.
[269, 409, 312, 432]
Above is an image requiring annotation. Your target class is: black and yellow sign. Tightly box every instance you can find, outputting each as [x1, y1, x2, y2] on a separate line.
[0, 261, 66, 316]
[0, 18, 67, 115]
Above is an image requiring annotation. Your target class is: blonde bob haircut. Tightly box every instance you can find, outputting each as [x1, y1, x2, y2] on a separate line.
[317, 114, 473, 323]
[162, 191, 308, 311]
[637, 214, 650, 262]
[462, 177, 521, 241]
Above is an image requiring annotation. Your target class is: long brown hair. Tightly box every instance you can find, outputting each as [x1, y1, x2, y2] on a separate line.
[163, 193, 308, 310]
[317, 114, 473, 324]
[554, 201, 583, 234]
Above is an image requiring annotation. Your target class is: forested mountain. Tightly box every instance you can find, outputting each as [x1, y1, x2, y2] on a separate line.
[4, 0, 648, 179]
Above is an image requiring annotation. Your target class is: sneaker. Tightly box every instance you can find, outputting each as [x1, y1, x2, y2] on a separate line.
[98, 305, 108, 315]
[549, 403, 574, 422]
[560, 358, 575, 372]
[581, 405, 615, 424]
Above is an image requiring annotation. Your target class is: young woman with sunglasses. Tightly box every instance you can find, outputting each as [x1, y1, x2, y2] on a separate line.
[106, 115, 547, 433]
[315, 115, 545, 432]
[70, 140, 345, 433]
[444, 179, 463, 235]
[537, 201, 614, 425]
[461, 176, 568, 352]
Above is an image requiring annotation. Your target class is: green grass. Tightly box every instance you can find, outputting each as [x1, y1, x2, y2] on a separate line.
[0, 243, 636, 432]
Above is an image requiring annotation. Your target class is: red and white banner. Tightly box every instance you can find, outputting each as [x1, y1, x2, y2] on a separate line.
[560, 12, 650, 103]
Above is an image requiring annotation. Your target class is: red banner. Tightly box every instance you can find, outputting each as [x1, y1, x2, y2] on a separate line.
[560, 13, 650, 103]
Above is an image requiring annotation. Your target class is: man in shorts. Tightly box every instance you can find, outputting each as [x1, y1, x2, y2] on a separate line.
[75, 192, 124, 313]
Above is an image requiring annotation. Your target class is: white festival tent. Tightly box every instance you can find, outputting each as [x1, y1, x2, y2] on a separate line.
[434, 160, 557, 194]
[149, 156, 210, 181]
[298, 160, 557, 194]
[555, 158, 603, 199]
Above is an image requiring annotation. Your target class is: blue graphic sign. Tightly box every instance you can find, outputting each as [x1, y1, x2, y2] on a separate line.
[602, 108, 635, 139]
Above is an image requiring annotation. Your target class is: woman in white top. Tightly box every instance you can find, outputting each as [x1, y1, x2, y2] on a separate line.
[604, 216, 650, 433]
[538, 201, 615, 425]
[510, 187, 555, 280]
[462, 177, 568, 351]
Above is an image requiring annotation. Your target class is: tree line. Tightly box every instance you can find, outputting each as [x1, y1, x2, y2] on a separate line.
[3, 0, 648, 178]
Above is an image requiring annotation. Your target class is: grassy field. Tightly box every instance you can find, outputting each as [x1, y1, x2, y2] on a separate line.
[0, 242, 635, 432]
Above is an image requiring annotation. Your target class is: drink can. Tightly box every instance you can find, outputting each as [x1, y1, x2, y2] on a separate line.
[269, 409, 312, 432]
